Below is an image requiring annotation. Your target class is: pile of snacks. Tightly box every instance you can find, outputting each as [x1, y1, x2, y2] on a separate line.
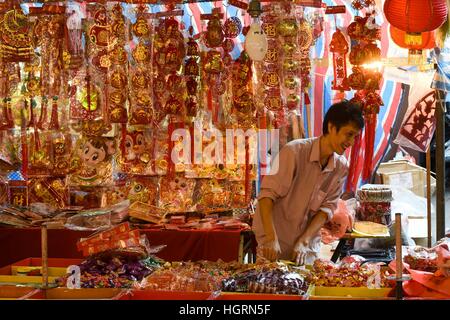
[221, 263, 310, 295]
[57, 249, 162, 288]
[403, 247, 438, 273]
[308, 257, 394, 288]
[143, 261, 237, 292]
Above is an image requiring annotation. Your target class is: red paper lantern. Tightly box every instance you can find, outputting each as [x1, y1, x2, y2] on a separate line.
[390, 26, 436, 50]
[384, 0, 448, 33]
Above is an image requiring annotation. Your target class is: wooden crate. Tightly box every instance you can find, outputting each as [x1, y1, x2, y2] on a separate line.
[377, 160, 436, 197]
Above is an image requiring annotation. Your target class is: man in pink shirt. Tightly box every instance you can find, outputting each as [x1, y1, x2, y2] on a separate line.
[253, 100, 364, 265]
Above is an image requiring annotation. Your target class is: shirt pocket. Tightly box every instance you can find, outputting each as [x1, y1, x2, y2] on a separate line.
[309, 190, 327, 212]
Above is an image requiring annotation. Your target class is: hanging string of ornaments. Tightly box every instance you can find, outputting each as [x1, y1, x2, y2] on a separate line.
[328, 0, 384, 192]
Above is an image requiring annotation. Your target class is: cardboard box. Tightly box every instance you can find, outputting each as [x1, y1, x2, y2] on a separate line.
[377, 160, 436, 197]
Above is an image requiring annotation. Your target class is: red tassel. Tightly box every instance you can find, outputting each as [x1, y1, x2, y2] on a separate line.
[304, 92, 311, 105]
[5, 98, 14, 129]
[26, 99, 35, 128]
[167, 118, 176, 178]
[245, 135, 250, 204]
[150, 131, 156, 174]
[213, 100, 219, 124]
[86, 74, 91, 112]
[120, 124, 127, 160]
[21, 128, 28, 179]
[37, 97, 48, 130]
[346, 133, 361, 193]
[362, 113, 377, 182]
[207, 88, 213, 117]
[48, 97, 60, 130]
[189, 124, 195, 165]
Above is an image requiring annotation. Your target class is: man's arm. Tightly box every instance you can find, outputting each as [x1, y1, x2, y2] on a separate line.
[258, 197, 281, 261]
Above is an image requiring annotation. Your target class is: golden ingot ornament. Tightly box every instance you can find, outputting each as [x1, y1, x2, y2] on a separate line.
[284, 76, 300, 90]
[283, 60, 299, 73]
[277, 19, 298, 37]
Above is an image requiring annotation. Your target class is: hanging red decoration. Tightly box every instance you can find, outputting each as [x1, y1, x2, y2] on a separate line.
[330, 29, 350, 91]
[383, 0, 448, 33]
[351, 90, 384, 182]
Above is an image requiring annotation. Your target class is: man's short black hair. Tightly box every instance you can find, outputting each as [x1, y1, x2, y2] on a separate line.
[322, 100, 364, 135]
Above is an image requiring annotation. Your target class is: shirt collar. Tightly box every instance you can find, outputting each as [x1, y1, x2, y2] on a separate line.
[309, 137, 337, 172]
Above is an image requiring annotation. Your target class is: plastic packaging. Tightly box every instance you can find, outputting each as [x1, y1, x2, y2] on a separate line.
[357, 184, 393, 225]
[65, 208, 112, 231]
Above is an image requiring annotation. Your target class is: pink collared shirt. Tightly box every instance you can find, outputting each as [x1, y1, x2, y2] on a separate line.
[253, 137, 348, 260]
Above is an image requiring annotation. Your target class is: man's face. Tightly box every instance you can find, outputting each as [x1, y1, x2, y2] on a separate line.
[328, 122, 361, 155]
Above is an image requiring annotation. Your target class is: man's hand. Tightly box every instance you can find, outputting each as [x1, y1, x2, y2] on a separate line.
[292, 211, 328, 265]
[292, 235, 311, 266]
[259, 239, 281, 262]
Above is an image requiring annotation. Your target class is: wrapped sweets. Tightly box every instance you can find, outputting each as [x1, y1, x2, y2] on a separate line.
[57, 249, 162, 288]
[143, 261, 235, 292]
[221, 264, 310, 295]
[308, 258, 394, 288]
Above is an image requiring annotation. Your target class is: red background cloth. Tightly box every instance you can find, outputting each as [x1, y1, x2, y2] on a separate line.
[0, 228, 252, 267]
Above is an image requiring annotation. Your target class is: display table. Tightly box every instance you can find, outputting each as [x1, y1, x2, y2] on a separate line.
[0, 227, 256, 267]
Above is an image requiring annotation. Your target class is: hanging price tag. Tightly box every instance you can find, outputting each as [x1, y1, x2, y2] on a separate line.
[325, 5, 346, 14]
[28, 4, 65, 15]
[156, 10, 184, 18]
[200, 13, 224, 20]
[228, 0, 248, 10]
[292, 0, 324, 8]
[124, 0, 158, 3]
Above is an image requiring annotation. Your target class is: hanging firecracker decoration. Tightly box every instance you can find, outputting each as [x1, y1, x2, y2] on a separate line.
[262, 11, 282, 115]
[232, 52, 255, 124]
[200, 7, 229, 125]
[129, 5, 152, 126]
[329, 28, 350, 91]
[109, 4, 128, 125]
[184, 25, 200, 119]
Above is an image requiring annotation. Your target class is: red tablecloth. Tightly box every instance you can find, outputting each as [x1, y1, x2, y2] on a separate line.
[0, 227, 254, 267]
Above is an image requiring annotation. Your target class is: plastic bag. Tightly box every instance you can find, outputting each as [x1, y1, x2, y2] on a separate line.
[435, 243, 450, 277]
[321, 199, 354, 244]
[110, 200, 130, 224]
[390, 186, 430, 218]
